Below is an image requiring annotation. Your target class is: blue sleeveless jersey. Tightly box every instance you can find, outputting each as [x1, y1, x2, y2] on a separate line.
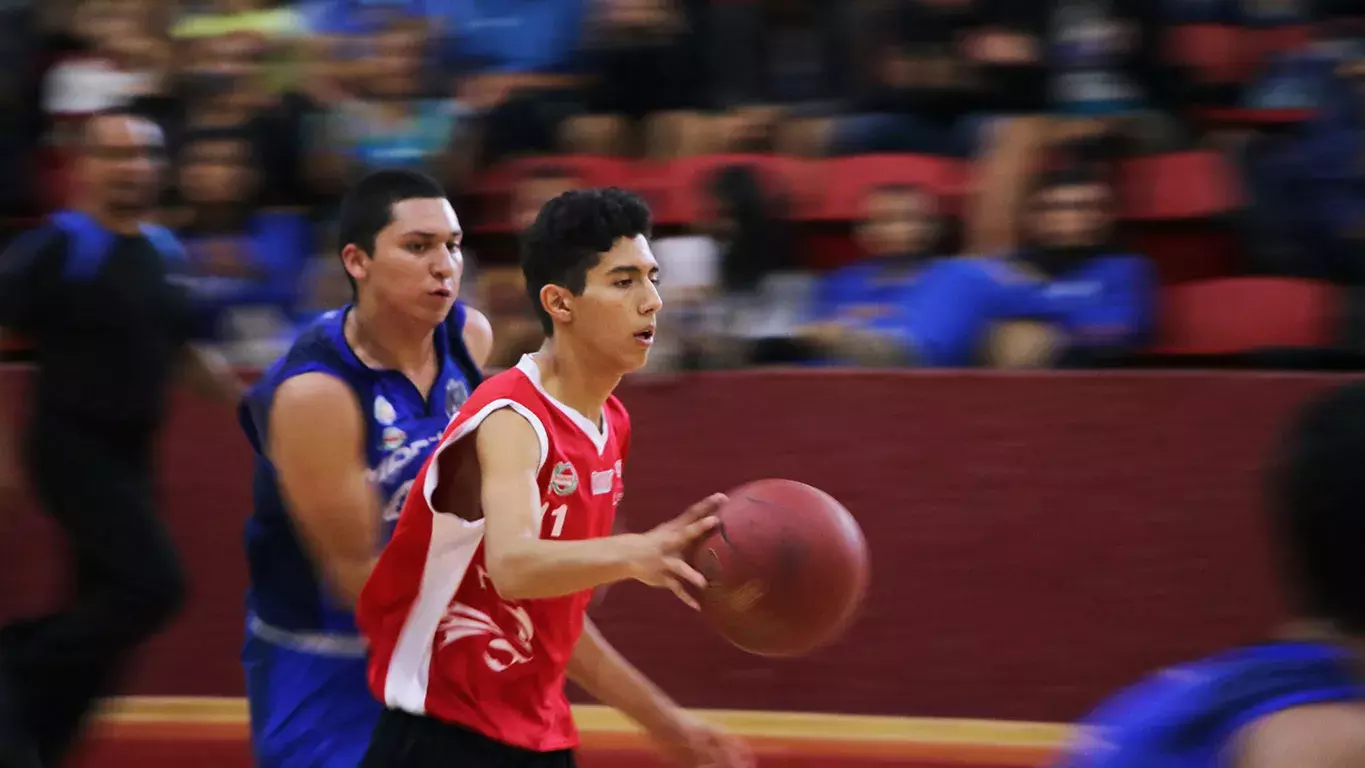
[1058, 641, 1365, 767]
[239, 302, 483, 637]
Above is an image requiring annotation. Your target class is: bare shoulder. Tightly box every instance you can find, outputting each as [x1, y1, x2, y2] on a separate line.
[474, 407, 543, 465]
[272, 372, 360, 420]
[461, 306, 494, 368]
[269, 373, 364, 457]
[1236, 703, 1365, 768]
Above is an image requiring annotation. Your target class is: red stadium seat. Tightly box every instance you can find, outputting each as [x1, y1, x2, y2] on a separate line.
[647, 154, 818, 225]
[471, 155, 636, 196]
[1154, 278, 1341, 354]
[1120, 152, 1241, 221]
[470, 155, 637, 232]
[1193, 107, 1314, 126]
[1165, 24, 1249, 83]
[812, 154, 967, 222]
[1246, 25, 1312, 64]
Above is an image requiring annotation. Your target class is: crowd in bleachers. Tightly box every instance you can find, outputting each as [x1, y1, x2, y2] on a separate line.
[5, 0, 1365, 370]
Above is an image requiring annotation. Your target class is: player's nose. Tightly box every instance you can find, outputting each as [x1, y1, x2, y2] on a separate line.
[430, 252, 455, 279]
[641, 279, 662, 315]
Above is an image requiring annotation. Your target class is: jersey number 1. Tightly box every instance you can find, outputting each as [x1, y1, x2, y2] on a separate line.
[542, 502, 568, 538]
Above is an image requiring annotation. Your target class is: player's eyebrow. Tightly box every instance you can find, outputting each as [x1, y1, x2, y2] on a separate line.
[400, 229, 462, 240]
[606, 265, 659, 276]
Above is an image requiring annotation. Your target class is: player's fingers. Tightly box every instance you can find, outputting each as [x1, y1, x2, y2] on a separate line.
[667, 578, 700, 611]
[669, 515, 719, 549]
[666, 556, 708, 591]
[678, 493, 727, 523]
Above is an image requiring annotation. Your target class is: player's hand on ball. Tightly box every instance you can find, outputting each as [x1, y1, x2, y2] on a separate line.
[627, 493, 725, 610]
[652, 711, 754, 768]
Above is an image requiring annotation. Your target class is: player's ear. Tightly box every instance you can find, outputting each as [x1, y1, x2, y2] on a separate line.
[340, 243, 371, 284]
[540, 283, 574, 327]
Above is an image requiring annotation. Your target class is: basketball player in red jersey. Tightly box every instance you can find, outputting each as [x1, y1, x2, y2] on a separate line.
[357, 188, 752, 768]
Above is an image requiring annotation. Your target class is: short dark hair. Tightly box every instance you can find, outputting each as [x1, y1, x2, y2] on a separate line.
[336, 168, 447, 294]
[177, 127, 254, 162]
[1270, 381, 1365, 634]
[519, 187, 651, 336]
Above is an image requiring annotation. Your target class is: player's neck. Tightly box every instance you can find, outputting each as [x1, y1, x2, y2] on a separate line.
[530, 341, 621, 427]
[346, 300, 435, 375]
[82, 203, 144, 236]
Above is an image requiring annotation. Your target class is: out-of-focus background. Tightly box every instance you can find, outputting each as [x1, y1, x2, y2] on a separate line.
[2, 0, 1365, 765]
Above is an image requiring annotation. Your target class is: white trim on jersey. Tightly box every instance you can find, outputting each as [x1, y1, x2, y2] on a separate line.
[515, 355, 610, 455]
[421, 398, 550, 516]
[387, 398, 550, 714]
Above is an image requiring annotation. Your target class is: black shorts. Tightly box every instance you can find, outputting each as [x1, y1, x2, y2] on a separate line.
[361, 708, 577, 768]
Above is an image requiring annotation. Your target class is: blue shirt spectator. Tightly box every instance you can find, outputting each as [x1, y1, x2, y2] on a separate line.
[802, 184, 944, 365]
[171, 127, 311, 357]
[178, 210, 311, 342]
[905, 253, 1153, 366]
[435, 0, 587, 75]
[908, 170, 1153, 367]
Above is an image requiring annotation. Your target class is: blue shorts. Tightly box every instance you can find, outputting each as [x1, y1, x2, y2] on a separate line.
[243, 627, 382, 768]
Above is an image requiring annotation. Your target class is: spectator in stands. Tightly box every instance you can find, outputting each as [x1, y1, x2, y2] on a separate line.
[306, 20, 469, 193]
[992, 167, 1152, 366]
[137, 28, 306, 203]
[1036, 0, 1187, 154]
[1246, 4, 1365, 284]
[429, 0, 589, 165]
[169, 127, 310, 365]
[907, 168, 1152, 368]
[798, 184, 944, 366]
[472, 166, 579, 368]
[651, 164, 808, 368]
[572, 0, 709, 158]
[42, 1, 171, 135]
[956, 0, 1049, 253]
[804, 0, 986, 158]
[706, 0, 854, 154]
[170, 0, 311, 96]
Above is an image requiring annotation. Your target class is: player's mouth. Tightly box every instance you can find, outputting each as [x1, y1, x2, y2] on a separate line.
[633, 327, 656, 347]
[430, 286, 453, 299]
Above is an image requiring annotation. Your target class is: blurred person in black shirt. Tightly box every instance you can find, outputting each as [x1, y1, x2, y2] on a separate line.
[817, 0, 986, 158]
[0, 108, 241, 768]
[571, 0, 708, 157]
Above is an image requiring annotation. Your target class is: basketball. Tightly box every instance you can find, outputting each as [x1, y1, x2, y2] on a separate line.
[688, 479, 870, 657]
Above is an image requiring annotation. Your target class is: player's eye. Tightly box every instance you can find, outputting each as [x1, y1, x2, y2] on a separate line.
[406, 242, 427, 253]
[614, 278, 633, 288]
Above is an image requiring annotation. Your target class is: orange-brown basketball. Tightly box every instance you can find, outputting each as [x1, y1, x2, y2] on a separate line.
[688, 479, 870, 657]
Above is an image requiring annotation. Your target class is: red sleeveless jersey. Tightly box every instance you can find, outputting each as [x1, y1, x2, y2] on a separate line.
[357, 355, 630, 752]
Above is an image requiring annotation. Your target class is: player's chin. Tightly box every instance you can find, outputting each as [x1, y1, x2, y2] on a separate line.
[414, 294, 455, 324]
[618, 344, 653, 373]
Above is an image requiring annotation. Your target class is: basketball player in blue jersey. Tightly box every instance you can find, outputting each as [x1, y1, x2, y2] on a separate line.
[1058, 381, 1365, 768]
[238, 169, 492, 768]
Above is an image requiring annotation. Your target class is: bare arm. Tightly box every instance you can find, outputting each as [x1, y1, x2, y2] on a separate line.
[568, 616, 681, 735]
[461, 307, 494, 369]
[268, 373, 377, 606]
[476, 408, 641, 600]
[1236, 704, 1365, 768]
[569, 616, 754, 768]
[469, 408, 719, 602]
